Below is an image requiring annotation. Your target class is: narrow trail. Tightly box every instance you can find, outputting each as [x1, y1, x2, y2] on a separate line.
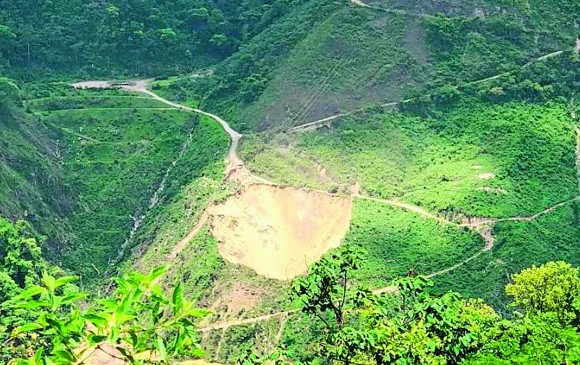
[350, 0, 371, 8]
[72, 80, 244, 169]
[290, 48, 567, 132]
[168, 211, 210, 260]
[460, 196, 580, 228]
[353, 194, 450, 224]
[123, 82, 243, 169]
[349, 0, 416, 16]
[199, 310, 299, 332]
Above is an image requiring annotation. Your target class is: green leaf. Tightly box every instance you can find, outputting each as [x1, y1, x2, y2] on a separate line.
[54, 275, 79, 289]
[53, 349, 74, 362]
[42, 272, 56, 292]
[10, 285, 46, 301]
[186, 307, 212, 319]
[14, 299, 50, 310]
[172, 282, 184, 314]
[87, 334, 108, 347]
[61, 292, 87, 305]
[157, 337, 167, 360]
[34, 348, 44, 364]
[149, 266, 168, 284]
[83, 313, 108, 327]
[15, 322, 44, 333]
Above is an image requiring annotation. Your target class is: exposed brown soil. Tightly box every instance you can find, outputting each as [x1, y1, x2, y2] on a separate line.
[223, 282, 263, 316]
[209, 184, 352, 280]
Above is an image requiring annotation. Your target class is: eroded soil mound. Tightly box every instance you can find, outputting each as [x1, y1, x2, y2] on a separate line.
[210, 185, 352, 280]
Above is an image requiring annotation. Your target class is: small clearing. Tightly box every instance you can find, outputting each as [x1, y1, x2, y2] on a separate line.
[477, 172, 495, 180]
[209, 184, 352, 280]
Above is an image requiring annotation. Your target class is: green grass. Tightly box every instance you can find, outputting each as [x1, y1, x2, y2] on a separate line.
[150, 77, 200, 108]
[347, 198, 483, 288]
[26, 87, 230, 282]
[244, 98, 576, 219]
[25, 95, 169, 111]
[435, 201, 580, 308]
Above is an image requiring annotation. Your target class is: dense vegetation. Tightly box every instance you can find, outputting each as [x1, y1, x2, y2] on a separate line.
[0, 78, 72, 251]
[0, 82, 230, 284]
[278, 246, 580, 364]
[4, 219, 580, 364]
[1, 0, 579, 362]
[0, 219, 209, 364]
[0, 0, 310, 77]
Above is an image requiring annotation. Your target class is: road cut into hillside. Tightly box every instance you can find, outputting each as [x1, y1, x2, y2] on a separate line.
[209, 184, 352, 280]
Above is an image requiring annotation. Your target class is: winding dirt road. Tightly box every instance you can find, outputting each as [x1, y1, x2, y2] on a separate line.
[72, 78, 580, 336]
[72, 80, 243, 169]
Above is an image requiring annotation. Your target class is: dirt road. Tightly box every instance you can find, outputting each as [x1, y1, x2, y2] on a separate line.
[71, 80, 243, 168]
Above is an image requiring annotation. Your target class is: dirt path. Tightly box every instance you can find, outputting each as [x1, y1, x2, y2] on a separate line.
[122, 82, 243, 169]
[72, 80, 244, 169]
[353, 194, 452, 224]
[168, 211, 210, 260]
[460, 196, 580, 228]
[198, 310, 299, 332]
[350, 0, 371, 8]
[290, 49, 567, 132]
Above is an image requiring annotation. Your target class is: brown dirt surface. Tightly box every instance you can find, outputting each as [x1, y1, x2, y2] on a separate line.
[223, 282, 263, 316]
[209, 184, 352, 280]
[85, 343, 124, 365]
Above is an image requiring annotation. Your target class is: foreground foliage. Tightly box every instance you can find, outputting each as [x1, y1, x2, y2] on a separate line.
[280, 246, 580, 364]
[0, 219, 209, 364]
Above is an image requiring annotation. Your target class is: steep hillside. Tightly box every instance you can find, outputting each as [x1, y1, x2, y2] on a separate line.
[20, 83, 229, 282]
[163, 0, 579, 131]
[0, 78, 72, 248]
[112, 1, 579, 360]
[0, 0, 308, 77]
[0, 0, 579, 363]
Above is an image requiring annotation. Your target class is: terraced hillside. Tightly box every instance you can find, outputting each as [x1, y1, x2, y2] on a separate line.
[22, 84, 229, 281]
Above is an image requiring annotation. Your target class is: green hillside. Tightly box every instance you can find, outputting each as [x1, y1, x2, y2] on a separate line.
[0, 0, 579, 363]
[16, 84, 230, 282]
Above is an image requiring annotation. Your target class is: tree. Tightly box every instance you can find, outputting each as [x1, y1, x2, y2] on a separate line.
[0, 218, 44, 302]
[506, 261, 580, 324]
[291, 245, 497, 365]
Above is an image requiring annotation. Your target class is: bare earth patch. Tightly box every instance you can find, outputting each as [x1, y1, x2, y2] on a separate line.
[209, 184, 352, 280]
[477, 172, 495, 180]
[224, 282, 263, 316]
[478, 186, 507, 194]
